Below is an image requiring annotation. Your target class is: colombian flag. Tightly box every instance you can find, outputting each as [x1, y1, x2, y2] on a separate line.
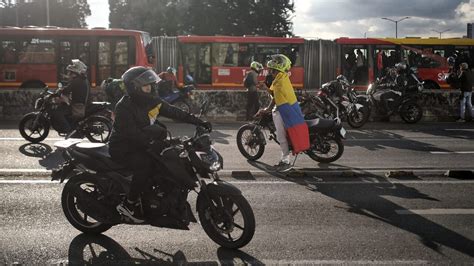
[271, 72, 310, 154]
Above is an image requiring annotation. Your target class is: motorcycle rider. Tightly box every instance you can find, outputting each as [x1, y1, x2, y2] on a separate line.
[258, 54, 309, 171]
[110, 66, 211, 222]
[244, 61, 263, 120]
[376, 62, 406, 116]
[52, 59, 90, 133]
[457, 62, 473, 122]
[157, 66, 178, 98]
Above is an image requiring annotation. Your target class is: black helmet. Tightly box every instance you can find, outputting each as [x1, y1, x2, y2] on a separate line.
[122, 66, 159, 96]
[447, 56, 455, 66]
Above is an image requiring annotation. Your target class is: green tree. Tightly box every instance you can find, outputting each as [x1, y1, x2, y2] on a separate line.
[109, 0, 294, 36]
[0, 0, 91, 28]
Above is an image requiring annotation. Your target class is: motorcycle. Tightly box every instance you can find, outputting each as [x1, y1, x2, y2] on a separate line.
[19, 86, 113, 143]
[357, 65, 424, 124]
[51, 123, 256, 249]
[158, 74, 196, 113]
[236, 111, 346, 164]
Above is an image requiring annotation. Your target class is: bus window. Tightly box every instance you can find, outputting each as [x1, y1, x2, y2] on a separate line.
[374, 46, 397, 77]
[98, 41, 112, 83]
[1, 40, 17, 64]
[402, 47, 441, 68]
[78, 41, 90, 65]
[114, 40, 128, 77]
[19, 38, 55, 64]
[183, 43, 211, 84]
[58, 41, 73, 82]
[341, 45, 368, 84]
[238, 43, 254, 67]
[255, 44, 302, 67]
[212, 43, 238, 66]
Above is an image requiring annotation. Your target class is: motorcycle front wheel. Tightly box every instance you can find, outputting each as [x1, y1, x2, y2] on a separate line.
[236, 124, 265, 161]
[400, 102, 423, 124]
[347, 106, 370, 128]
[173, 100, 191, 114]
[307, 135, 344, 163]
[18, 113, 50, 143]
[83, 116, 112, 143]
[197, 193, 255, 249]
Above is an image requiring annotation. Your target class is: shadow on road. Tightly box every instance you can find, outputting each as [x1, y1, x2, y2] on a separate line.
[248, 160, 474, 257]
[18, 143, 64, 170]
[68, 233, 263, 265]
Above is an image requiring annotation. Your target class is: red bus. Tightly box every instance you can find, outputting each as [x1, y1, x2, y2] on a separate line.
[154, 35, 305, 89]
[0, 27, 154, 89]
[335, 37, 474, 90]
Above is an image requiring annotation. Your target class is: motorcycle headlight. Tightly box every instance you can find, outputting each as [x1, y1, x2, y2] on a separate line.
[197, 149, 222, 172]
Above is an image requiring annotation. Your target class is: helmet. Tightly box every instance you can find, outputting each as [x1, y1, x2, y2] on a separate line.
[121, 66, 159, 96]
[66, 59, 87, 75]
[447, 56, 456, 66]
[395, 62, 407, 71]
[166, 66, 176, 74]
[336, 75, 350, 86]
[460, 62, 469, 70]
[250, 61, 263, 72]
[266, 54, 292, 73]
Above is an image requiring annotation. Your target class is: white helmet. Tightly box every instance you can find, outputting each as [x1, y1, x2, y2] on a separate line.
[66, 59, 87, 75]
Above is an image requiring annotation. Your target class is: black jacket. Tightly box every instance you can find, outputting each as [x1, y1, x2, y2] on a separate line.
[63, 76, 90, 104]
[459, 69, 473, 92]
[109, 95, 202, 156]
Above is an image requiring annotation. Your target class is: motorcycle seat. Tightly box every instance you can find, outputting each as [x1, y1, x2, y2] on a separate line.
[306, 118, 335, 130]
[74, 143, 126, 170]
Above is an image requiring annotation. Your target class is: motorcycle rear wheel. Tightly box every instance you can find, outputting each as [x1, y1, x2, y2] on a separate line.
[197, 193, 255, 249]
[83, 116, 112, 143]
[62, 175, 114, 234]
[18, 113, 50, 143]
[400, 102, 423, 124]
[307, 135, 344, 163]
[236, 124, 265, 161]
[173, 100, 191, 114]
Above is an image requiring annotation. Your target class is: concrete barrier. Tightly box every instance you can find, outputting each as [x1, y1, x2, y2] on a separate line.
[0, 88, 470, 122]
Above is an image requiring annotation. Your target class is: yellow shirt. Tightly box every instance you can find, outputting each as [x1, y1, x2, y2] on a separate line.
[269, 72, 297, 106]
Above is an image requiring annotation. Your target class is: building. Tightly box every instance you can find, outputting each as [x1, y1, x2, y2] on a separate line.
[468, 23, 473, 39]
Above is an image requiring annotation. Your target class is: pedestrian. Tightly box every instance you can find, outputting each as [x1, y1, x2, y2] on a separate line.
[244, 61, 263, 120]
[457, 62, 473, 122]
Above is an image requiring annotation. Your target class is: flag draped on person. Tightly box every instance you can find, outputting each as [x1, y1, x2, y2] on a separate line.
[270, 72, 310, 154]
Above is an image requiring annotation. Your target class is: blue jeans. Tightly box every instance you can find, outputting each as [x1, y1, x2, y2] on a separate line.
[460, 92, 473, 119]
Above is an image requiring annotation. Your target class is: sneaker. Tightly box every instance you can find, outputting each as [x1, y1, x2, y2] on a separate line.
[116, 200, 145, 223]
[273, 161, 292, 173]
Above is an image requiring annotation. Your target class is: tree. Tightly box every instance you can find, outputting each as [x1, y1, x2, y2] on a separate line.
[109, 0, 294, 37]
[0, 0, 91, 28]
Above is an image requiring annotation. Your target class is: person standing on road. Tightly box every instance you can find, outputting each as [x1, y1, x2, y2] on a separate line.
[244, 61, 263, 120]
[457, 62, 473, 122]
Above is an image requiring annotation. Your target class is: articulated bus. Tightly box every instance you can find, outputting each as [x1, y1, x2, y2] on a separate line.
[335, 37, 474, 90]
[153, 35, 306, 89]
[0, 27, 154, 89]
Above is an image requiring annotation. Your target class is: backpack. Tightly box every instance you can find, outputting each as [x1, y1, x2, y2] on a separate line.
[243, 72, 254, 88]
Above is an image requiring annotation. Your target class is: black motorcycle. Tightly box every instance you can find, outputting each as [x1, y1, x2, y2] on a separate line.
[236, 111, 346, 164]
[357, 66, 424, 123]
[316, 79, 369, 128]
[19, 87, 113, 143]
[51, 125, 256, 249]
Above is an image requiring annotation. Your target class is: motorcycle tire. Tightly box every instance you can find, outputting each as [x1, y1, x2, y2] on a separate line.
[347, 106, 370, 128]
[236, 124, 265, 161]
[197, 193, 255, 249]
[400, 102, 423, 124]
[18, 113, 50, 143]
[307, 135, 344, 163]
[68, 234, 131, 264]
[83, 116, 112, 143]
[173, 100, 191, 114]
[62, 175, 114, 234]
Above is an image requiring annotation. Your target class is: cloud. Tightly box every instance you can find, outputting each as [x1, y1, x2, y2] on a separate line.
[293, 0, 473, 39]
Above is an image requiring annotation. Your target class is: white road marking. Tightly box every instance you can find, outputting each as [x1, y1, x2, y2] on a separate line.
[445, 128, 474, 132]
[430, 151, 474, 154]
[0, 137, 64, 141]
[396, 209, 474, 215]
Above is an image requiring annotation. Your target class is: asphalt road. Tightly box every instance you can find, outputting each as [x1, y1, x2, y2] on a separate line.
[1, 121, 473, 264]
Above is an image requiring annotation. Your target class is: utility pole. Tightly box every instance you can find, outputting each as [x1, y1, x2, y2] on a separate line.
[46, 0, 50, 26]
[381, 17, 411, 38]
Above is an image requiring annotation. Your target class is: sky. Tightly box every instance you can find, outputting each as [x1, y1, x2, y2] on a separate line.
[86, 0, 474, 39]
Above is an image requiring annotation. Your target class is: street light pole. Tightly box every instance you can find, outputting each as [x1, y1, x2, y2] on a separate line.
[46, 0, 50, 26]
[381, 17, 411, 38]
[432, 29, 450, 39]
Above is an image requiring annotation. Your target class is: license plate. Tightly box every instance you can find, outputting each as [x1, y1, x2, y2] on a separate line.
[339, 127, 346, 138]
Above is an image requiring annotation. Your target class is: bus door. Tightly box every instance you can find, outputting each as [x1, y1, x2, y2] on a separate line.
[57, 40, 74, 84]
[97, 38, 130, 86]
[58, 38, 92, 86]
[340, 44, 370, 86]
[373, 44, 398, 79]
[182, 43, 211, 85]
